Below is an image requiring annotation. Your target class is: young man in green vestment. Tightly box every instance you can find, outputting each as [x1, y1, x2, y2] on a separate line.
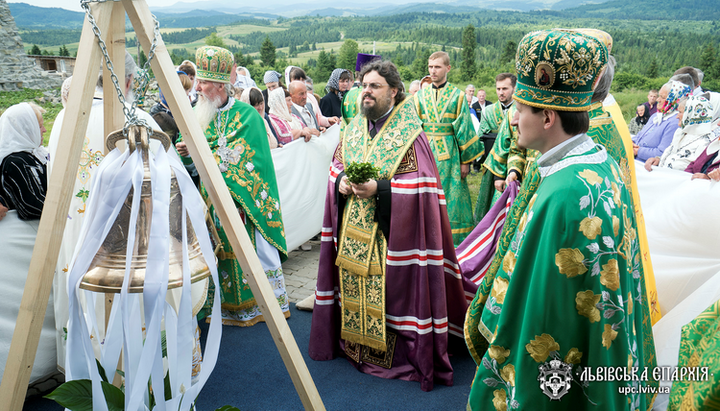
[465, 29, 658, 410]
[176, 46, 290, 326]
[413, 51, 483, 245]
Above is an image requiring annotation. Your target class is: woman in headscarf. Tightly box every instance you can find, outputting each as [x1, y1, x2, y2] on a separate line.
[628, 104, 650, 135]
[0, 102, 57, 384]
[262, 70, 283, 114]
[60, 76, 72, 108]
[240, 87, 278, 149]
[319, 68, 352, 118]
[233, 66, 257, 90]
[645, 95, 715, 171]
[266, 87, 311, 145]
[632, 80, 693, 162]
[686, 128, 720, 181]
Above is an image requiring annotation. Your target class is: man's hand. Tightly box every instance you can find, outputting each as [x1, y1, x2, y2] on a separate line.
[461, 164, 470, 179]
[0, 203, 7, 222]
[494, 179, 506, 192]
[505, 171, 518, 187]
[327, 116, 340, 125]
[708, 169, 720, 181]
[176, 142, 189, 157]
[351, 180, 378, 199]
[307, 127, 321, 137]
[319, 126, 327, 133]
[339, 176, 352, 195]
[691, 173, 710, 180]
[644, 157, 660, 171]
[633, 143, 640, 157]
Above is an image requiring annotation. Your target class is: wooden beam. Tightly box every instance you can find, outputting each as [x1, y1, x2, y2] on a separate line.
[0, 2, 113, 409]
[102, 1, 126, 151]
[122, 1, 325, 409]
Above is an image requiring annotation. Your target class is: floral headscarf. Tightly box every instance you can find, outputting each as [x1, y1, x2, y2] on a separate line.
[662, 81, 693, 114]
[325, 68, 352, 96]
[263, 70, 281, 85]
[681, 95, 713, 136]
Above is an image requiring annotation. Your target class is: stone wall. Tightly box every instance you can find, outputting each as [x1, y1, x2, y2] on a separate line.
[0, 0, 62, 90]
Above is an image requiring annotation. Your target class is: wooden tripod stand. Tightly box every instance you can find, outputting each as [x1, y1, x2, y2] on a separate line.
[0, 1, 325, 409]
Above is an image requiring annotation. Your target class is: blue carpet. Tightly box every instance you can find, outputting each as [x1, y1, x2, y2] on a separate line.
[24, 304, 475, 410]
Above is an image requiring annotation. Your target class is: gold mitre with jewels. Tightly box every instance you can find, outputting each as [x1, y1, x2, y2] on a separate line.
[513, 29, 608, 111]
[568, 28, 613, 54]
[195, 46, 234, 83]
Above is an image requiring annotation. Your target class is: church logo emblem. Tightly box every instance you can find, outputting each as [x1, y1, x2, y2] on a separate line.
[538, 359, 572, 400]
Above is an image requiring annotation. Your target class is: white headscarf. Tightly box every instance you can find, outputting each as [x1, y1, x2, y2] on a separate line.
[234, 66, 257, 89]
[268, 88, 303, 130]
[239, 87, 261, 105]
[284, 65, 299, 86]
[0, 103, 48, 166]
[61, 76, 72, 108]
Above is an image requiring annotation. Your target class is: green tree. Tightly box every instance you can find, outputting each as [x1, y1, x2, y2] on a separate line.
[499, 40, 517, 63]
[30, 44, 41, 55]
[204, 32, 227, 48]
[699, 43, 716, 74]
[59, 45, 70, 57]
[260, 35, 276, 67]
[316, 49, 334, 81]
[646, 59, 659, 78]
[337, 39, 359, 71]
[312, 42, 317, 51]
[412, 48, 432, 80]
[461, 24, 476, 81]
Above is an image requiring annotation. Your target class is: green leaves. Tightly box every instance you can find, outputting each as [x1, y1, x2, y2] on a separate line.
[345, 162, 380, 185]
[45, 379, 124, 411]
[215, 406, 242, 411]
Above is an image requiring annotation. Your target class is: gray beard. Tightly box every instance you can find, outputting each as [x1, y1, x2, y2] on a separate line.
[195, 93, 224, 130]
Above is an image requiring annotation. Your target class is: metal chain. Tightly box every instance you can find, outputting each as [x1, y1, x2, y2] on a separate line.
[80, 0, 161, 135]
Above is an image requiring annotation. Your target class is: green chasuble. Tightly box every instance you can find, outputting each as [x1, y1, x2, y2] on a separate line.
[341, 86, 362, 124]
[414, 82, 483, 245]
[466, 136, 657, 411]
[467, 102, 651, 356]
[474, 104, 520, 222]
[181, 99, 287, 315]
[668, 299, 720, 410]
[478, 101, 508, 136]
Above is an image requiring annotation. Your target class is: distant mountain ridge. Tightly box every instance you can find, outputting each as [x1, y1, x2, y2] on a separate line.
[8, 2, 84, 28]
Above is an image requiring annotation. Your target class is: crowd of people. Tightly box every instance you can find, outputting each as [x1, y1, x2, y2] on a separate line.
[1, 27, 718, 410]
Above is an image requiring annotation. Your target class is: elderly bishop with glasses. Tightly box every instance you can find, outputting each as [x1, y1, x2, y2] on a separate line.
[309, 60, 468, 392]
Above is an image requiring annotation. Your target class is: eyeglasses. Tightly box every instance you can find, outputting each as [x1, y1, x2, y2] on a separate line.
[361, 83, 389, 90]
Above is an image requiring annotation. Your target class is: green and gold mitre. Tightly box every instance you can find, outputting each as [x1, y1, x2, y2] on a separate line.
[513, 29, 608, 111]
[195, 46, 234, 83]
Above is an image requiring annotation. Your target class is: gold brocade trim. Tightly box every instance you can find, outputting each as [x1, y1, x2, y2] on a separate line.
[478, 319, 496, 344]
[513, 90, 592, 112]
[221, 300, 257, 311]
[491, 150, 508, 165]
[589, 117, 613, 126]
[395, 145, 418, 175]
[452, 226, 474, 234]
[333, 140, 344, 163]
[460, 135, 480, 151]
[462, 149, 484, 164]
[587, 101, 603, 111]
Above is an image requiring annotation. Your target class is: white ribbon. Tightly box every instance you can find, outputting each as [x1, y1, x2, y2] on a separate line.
[65, 143, 222, 410]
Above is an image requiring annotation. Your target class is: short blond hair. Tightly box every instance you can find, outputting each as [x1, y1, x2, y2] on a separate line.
[429, 51, 450, 66]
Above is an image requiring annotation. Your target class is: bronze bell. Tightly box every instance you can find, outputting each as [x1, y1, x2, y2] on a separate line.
[79, 126, 217, 293]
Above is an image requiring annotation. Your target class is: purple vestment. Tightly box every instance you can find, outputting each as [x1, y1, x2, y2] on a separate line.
[309, 130, 467, 392]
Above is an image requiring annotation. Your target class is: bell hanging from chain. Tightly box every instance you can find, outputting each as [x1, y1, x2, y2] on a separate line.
[79, 126, 217, 293]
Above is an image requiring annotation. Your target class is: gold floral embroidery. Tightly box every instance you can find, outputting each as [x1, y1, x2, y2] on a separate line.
[500, 364, 516, 387]
[600, 259, 620, 291]
[491, 277, 509, 305]
[526, 333, 560, 363]
[576, 290, 601, 323]
[488, 345, 511, 364]
[564, 348, 583, 364]
[492, 389, 507, 411]
[556, 248, 587, 277]
[611, 164, 620, 183]
[527, 193, 538, 210]
[627, 291, 633, 315]
[579, 169, 603, 186]
[611, 182, 621, 206]
[502, 252, 517, 274]
[602, 324, 618, 349]
[579, 216, 602, 240]
[612, 215, 620, 237]
[517, 212, 528, 233]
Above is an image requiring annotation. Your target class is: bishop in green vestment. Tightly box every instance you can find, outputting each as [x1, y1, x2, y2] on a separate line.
[178, 46, 289, 326]
[466, 30, 657, 411]
[414, 51, 483, 245]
